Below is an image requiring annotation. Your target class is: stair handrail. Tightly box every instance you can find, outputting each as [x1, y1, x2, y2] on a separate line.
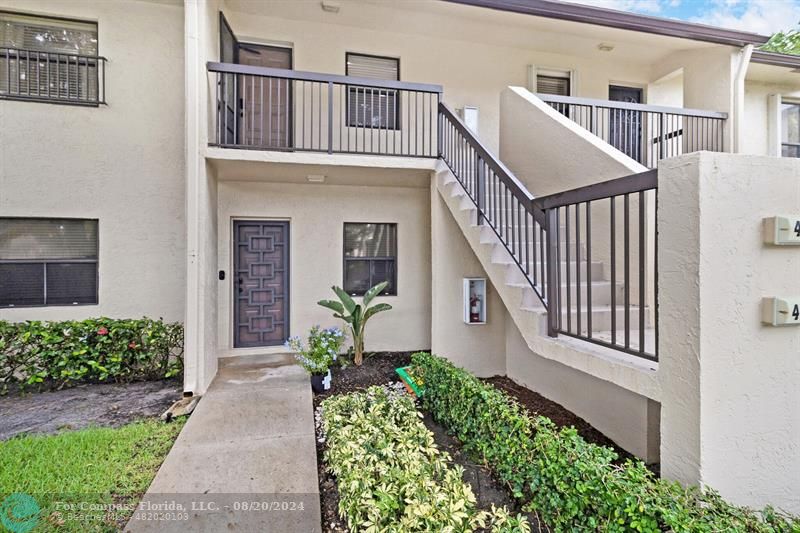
[438, 103, 537, 209]
[438, 103, 550, 310]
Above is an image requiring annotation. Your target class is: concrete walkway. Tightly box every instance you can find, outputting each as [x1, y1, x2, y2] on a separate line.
[126, 354, 321, 532]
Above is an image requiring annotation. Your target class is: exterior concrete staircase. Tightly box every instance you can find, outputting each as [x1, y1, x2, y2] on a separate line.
[434, 162, 657, 370]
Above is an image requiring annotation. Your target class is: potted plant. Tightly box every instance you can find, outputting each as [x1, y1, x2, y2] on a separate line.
[318, 281, 392, 366]
[285, 326, 345, 393]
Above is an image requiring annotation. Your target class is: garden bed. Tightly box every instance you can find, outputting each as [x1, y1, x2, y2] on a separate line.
[314, 352, 627, 532]
[483, 376, 636, 464]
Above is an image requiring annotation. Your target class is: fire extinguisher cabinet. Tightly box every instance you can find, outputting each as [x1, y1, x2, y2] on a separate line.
[463, 278, 487, 324]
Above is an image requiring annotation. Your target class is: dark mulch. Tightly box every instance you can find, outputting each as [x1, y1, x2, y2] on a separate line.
[483, 375, 636, 463]
[315, 352, 548, 531]
[0, 378, 183, 440]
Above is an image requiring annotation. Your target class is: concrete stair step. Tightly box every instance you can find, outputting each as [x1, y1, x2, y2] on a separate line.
[516, 281, 622, 307]
[505, 260, 605, 283]
[521, 304, 649, 333]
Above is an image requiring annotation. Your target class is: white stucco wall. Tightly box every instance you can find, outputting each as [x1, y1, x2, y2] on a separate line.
[505, 320, 660, 461]
[430, 179, 507, 377]
[743, 81, 800, 157]
[222, 3, 665, 153]
[215, 178, 431, 357]
[659, 152, 800, 513]
[0, 0, 186, 324]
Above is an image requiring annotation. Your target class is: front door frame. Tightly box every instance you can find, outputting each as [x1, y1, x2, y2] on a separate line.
[232, 219, 291, 348]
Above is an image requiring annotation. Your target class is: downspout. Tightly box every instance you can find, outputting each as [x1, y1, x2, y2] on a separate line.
[733, 44, 754, 153]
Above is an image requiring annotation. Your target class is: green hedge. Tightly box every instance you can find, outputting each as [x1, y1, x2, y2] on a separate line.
[0, 317, 183, 394]
[412, 352, 799, 533]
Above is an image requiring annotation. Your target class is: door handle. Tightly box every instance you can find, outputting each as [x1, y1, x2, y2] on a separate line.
[238, 277, 244, 294]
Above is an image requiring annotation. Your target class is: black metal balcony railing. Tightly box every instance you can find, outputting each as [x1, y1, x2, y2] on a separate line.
[537, 94, 727, 169]
[208, 62, 442, 157]
[0, 47, 107, 106]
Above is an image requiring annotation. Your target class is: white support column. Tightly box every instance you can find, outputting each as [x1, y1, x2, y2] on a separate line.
[183, 0, 219, 395]
[658, 152, 800, 514]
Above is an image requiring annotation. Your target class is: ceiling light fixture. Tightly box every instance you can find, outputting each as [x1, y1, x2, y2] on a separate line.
[597, 43, 615, 52]
[321, 1, 340, 13]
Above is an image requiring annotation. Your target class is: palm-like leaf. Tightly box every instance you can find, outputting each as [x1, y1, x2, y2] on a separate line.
[362, 281, 389, 307]
[332, 286, 357, 314]
[317, 299, 345, 315]
[363, 303, 392, 322]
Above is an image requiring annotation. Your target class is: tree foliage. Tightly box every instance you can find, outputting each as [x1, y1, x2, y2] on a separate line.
[761, 28, 800, 56]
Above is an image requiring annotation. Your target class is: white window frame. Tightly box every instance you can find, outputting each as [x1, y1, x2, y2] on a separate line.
[527, 65, 576, 96]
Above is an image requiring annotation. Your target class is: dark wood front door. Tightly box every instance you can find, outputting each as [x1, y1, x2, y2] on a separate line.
[238, 44, 293, 149]
[609, 85, 643, 163]
[233, 221, 289, 348]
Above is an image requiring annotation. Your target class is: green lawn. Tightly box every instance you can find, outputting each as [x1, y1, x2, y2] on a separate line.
[0, 419, 185, 532]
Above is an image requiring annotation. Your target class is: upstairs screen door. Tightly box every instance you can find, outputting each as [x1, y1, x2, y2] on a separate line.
[234, 221, 290, 348]
[219, 14, 238, 145]
[238, 44, 293, 149]
[609, 85, 643, 163]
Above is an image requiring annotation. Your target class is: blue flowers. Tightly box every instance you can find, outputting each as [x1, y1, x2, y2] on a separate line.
[285, 325, 346, 375]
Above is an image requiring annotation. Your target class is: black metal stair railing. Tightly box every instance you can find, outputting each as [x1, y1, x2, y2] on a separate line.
[438, 103, 550, 310]
[438, 103, 659, 361]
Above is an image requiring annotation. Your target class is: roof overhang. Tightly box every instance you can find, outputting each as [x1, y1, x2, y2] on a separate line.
[443, 0, 770, 48]
[751, 50, 800, 70]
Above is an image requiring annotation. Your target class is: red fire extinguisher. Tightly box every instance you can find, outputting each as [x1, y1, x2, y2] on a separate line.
[470, 294, 482, 323]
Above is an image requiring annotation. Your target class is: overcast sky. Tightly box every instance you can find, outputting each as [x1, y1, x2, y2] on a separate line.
[564, 0, 800, 35]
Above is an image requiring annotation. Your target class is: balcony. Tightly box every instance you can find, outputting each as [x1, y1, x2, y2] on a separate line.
[208, 62, 441, 158]
[206, 62, 728, 168]
[537, 93, 727, 169]
[0, 46, 107, 106]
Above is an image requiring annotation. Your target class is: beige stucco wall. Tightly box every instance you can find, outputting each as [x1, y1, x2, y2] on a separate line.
[215, 177, 431, 357]
[430, 179, 506, 377]
[222, 3, 664, 154]
[0, 0, 186, 324]
[743, 81, 800, 157]
[659, 152, 800, 513]
[505, 320, 659, 461]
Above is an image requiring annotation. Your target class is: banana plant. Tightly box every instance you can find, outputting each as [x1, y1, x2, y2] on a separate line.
[317, 282, 392, 366]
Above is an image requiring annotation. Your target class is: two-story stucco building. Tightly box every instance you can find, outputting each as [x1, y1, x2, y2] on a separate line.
[1, 0, 799, 514]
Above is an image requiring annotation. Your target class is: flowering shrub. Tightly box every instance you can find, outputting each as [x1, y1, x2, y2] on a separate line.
[285, 326, 345, 375]
[0, 317, 183, 394]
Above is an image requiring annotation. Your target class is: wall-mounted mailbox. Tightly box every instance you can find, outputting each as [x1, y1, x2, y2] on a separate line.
[762, 297, 800, 326]
[463, 278, 487, 324]
[763, 216, 800, 245]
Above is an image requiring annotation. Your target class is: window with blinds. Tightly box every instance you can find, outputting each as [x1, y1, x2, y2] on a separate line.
[0, 218, 98, 307]
[343, 223, 397, 296]
[346, 53, 400, 129]
[0, 11, 100, 102]
[537, 74, 571, 96]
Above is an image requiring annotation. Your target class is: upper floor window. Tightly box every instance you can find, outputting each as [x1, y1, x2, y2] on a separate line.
[0, 218, 99, 307]
[781, 101, 799, 158]
[346, 53, 399, 129]
[343, 223, 397, 296]
[537, 73, 571, 96]
[0, 11, 105, 105]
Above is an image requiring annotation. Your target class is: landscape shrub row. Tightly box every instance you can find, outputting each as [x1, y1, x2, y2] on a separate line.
[0, 317, 183, 393]
[320, 385, 530, 532]
[412, 352, 799, 533]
